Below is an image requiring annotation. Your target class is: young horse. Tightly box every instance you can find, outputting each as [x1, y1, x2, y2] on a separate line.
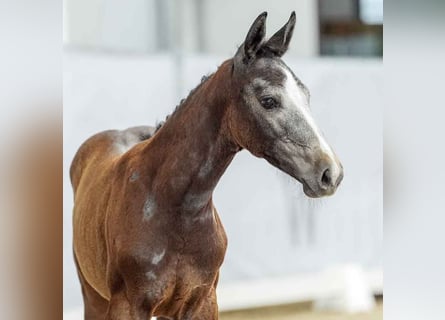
[71, 12, 343, 320]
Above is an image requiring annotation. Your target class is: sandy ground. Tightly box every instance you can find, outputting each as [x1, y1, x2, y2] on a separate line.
[220, 300, 383, 320]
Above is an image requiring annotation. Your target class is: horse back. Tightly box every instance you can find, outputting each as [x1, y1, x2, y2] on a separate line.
[70, 126, 155, 193]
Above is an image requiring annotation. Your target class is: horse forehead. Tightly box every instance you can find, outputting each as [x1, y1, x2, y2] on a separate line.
[249, 63, 305, 103]
[250, 59, 306, 96]
[282, 68, 308, 106]
[250, 58, 287, 86]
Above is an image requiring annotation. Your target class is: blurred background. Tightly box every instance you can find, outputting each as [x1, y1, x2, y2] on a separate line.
[63, 0, 382, 319]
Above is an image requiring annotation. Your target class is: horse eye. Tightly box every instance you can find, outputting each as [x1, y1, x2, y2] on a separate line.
[260, 97, 278, 109]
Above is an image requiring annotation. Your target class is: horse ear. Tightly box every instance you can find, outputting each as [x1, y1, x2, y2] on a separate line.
[263, 11, 296, 57]
[237, 12, 267, 63]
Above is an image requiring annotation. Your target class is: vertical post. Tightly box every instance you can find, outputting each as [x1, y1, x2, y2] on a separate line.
[195, 0, 205, 52]
[172, 0, 184, 101]
[154, 0, 169, 51]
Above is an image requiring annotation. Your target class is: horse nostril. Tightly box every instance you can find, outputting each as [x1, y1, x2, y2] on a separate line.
[321, 168, 331, 188]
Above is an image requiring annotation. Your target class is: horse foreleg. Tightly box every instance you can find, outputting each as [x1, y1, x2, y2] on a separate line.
[79, 279, 109, 320]
[194, 273, 220, 320]
[105, 291, 132, 320]
[74, 254, 109, 320]
[106, 288, 159, 320]
[194, 289, 219, 320]
[177, 288, 218, 320]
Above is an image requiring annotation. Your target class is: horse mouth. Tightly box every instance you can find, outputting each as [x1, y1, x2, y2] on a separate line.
[263, 153, 337, 198]
[301, 179, 335, 198]
[300, 179, 318, 198]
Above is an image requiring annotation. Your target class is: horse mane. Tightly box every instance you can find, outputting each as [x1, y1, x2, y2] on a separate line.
[154, 73, 214, 133]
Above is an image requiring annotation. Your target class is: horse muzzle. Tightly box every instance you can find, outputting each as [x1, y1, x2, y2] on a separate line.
[302, 162, 344, 198]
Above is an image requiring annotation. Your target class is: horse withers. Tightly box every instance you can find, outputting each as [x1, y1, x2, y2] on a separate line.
[71, 12, 343, 320]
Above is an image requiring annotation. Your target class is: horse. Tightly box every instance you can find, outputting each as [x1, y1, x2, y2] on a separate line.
[70, 11, 343, 320]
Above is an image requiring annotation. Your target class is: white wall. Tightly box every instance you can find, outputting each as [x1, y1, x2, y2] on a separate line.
[64, 0, 158, 52]
[202, 0, 318, 57]
[64, 0, 319, 56]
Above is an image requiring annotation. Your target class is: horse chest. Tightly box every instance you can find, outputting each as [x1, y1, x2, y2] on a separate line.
[134, 215, 227, 315]
[176, 211, 227, 273]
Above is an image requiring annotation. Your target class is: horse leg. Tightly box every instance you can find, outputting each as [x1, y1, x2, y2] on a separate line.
[105, 291, 133, 320]
[74, 255, 109, 320]
[106, 289, 155, 320]
[193, 273, 220, 320]
[194, 288, 219, 320]
[77, 271, 109, 320]
[178, 287, 218, 320]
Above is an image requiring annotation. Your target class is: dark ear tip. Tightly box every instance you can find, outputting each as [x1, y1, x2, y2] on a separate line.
[259, 11, 268, 20]
[290, 11, 296, 21]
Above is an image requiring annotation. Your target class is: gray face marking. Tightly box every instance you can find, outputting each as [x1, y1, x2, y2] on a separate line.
[151, 249, 165, 265]
[129, 171, 140, 182]
[145, 270, 157, 280]
[143, 196, 156, 221]
[244, 59, 332, 154]
[280, 66, 340, 178]
[239, 58, 342, 194]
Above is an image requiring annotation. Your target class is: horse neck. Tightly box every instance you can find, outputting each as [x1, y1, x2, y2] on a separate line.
[141, 60, 239, 213]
